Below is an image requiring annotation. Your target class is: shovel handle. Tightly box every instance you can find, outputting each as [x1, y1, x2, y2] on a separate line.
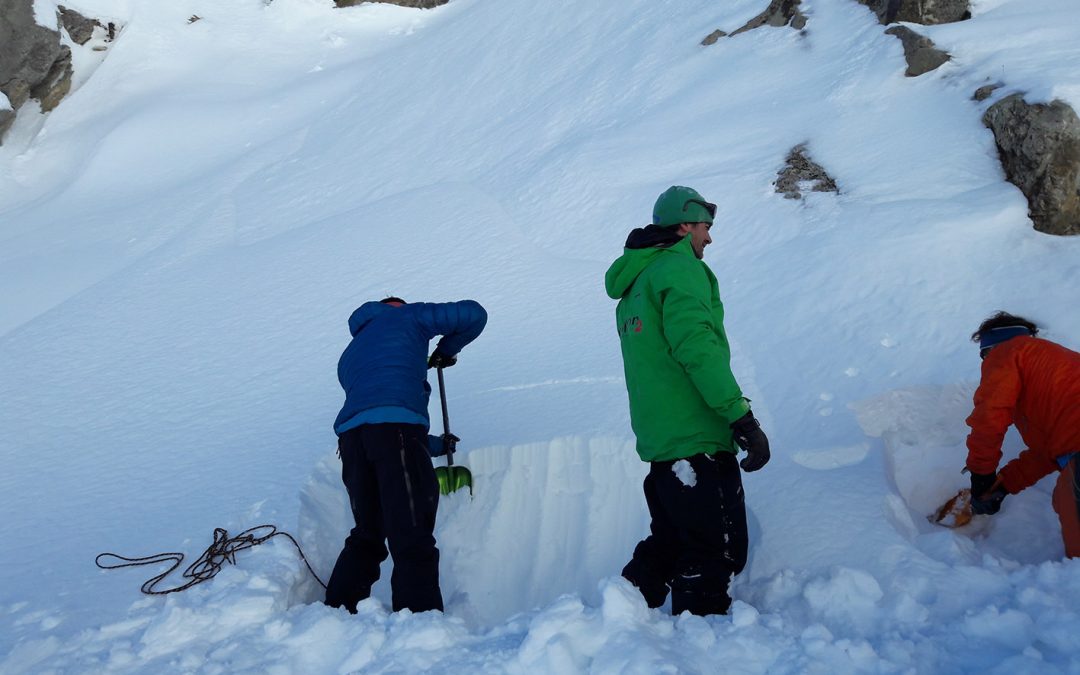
[437, 367, 454, 467]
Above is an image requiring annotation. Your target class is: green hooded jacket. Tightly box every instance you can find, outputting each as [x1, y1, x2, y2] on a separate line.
[605, 235, 749, 462]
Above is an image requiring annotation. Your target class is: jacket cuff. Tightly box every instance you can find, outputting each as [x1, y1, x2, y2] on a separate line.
[724, 399, 751, 425]
[964, 450, 999, 476]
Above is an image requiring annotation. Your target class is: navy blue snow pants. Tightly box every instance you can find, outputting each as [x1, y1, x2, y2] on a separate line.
[324, 423, 443, 613]
[622, 451, 748, 616]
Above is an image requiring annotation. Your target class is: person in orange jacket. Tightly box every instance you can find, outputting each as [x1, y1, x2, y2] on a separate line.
[964, 311, 1080, 557]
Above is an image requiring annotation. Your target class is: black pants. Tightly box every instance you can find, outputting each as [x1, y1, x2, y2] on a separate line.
[622, 451, 748, 616]
[324, 423, 443, 613]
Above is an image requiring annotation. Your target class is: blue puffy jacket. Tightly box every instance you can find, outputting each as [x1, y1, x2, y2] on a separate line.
[333, 300, 487, 435]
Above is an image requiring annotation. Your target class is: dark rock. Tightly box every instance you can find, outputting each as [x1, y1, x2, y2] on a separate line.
[2, 79, 31, 110]
[30, 44, 72, 112]
[972, 82, 1003, 102]
[701, 29, 727, 46]
[0, 0, 75, 142]
[983, 94, 1080, 236]
[335, 0, 449, 7]
[730, 0, 807, 36]
[58, 5, 102, 45]
[856, 0, 970, 25]
[885, 26, 950, 77]
[1, 0, 63, 98]
[0, 106, 14, 141]
[775, 144, 838, 199]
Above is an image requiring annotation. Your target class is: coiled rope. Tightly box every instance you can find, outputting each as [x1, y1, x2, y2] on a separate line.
[95, 525, 326, 595]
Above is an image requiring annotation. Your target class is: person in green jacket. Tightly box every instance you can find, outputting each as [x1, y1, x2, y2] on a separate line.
[605, 185, 771, 616]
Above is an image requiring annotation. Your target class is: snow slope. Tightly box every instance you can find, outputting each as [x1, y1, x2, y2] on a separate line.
[2, 0, 1079, 672]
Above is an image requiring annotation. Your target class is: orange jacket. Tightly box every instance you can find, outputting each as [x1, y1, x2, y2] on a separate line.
[966, 336, 1080, 494]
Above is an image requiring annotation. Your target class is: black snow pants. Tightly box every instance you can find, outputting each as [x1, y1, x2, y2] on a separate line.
[324, 423, 443, 613]
[621, 451, 748, 616]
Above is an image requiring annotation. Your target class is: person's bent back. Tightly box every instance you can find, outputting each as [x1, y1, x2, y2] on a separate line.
[326, 297, 487, 614]
[335, 299, 487, 435]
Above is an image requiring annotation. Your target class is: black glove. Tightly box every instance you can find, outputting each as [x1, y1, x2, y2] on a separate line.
[731, 411, 770, 472]
[970, 472, 1007, 515]
[427, 349, 457, 369]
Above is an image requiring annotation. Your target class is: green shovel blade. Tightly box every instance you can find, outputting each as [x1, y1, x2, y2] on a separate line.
[435, 465, 473, 496]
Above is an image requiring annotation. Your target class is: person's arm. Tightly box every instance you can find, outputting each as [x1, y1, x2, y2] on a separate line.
[427, 435, 447, 457]
[415, 300, 488, 362]
[998, 449, 1059, 494]
[658, 265, 748, 424]
[964, 347, 1022, 475]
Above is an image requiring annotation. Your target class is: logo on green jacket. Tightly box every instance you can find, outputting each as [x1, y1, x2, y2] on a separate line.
[619, 316, 643, 337]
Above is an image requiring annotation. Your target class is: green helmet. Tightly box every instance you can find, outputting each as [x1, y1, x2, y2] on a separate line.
[652, 186, 716, 227]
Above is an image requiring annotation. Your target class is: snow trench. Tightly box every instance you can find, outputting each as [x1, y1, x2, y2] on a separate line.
[6, 431, 1080, 673]
[853, 385, 1063, 565]
[297, 435, 650, 628]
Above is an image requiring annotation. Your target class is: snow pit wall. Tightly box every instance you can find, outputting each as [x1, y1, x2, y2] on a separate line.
[298, 435, 650, 627]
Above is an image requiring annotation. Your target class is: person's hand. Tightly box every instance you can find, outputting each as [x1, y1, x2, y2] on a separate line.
[427, 349, 457, 369]
[970, 472, 1007, 515]
[731, 411, 770, 472]
[969, 472, 996, 498]
[971, 490, 1006, 515]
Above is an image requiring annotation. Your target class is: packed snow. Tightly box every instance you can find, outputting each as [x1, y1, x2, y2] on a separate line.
[2, 0, 1080, 672]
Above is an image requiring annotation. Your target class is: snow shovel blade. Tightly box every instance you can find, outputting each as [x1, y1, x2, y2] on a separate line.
[435, 465, 472, 496]
[433, 368, 471, 496]
[930, 488, 973, 528]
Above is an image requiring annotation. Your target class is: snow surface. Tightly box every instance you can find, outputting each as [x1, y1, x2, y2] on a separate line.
[2, 0, 1080, 672]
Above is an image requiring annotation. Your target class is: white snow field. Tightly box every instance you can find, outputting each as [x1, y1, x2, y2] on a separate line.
[2, 0, 1080, 672]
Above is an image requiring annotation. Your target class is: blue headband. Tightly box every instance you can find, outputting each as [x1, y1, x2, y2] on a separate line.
[979, 325, 1032, 351]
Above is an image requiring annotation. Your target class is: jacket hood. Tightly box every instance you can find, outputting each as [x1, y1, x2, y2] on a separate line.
[604, 234, 692, 299]
[348, 301, 391, 337]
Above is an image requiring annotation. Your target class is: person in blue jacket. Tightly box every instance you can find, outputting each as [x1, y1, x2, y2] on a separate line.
[325, 296, 487, 614]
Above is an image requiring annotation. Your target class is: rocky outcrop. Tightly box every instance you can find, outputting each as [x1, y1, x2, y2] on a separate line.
[0, 100, 14, 141]
[731, 0, 807, 36]
[884, 26, 950, 77]
[973, 82, 1004, 102]
[701, 29, 727, 46]
[857, 0, 970, 25]
[0, 0, 74, 143]
[335, 0, 449, 7]
[58, 5, 103, 45]
[775, 144, 838, 199]
[29, 44, 72, 112]
[703, 0, 806, 43]
[983, 94, 1080, 236]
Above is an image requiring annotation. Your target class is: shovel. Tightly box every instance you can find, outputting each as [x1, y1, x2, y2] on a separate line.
[929, 488, 973, 528]
[434, 367, 473, 496]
